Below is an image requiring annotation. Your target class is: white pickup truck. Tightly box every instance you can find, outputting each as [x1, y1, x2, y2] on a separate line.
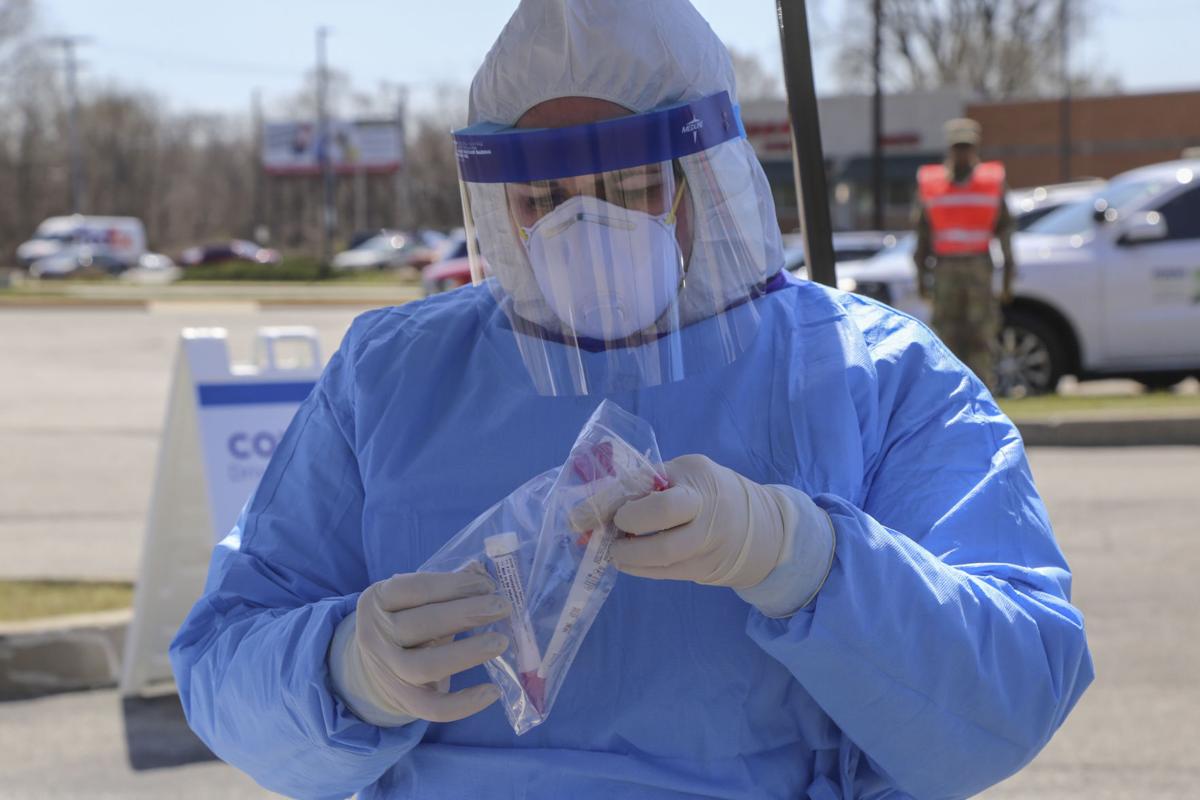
[830, 159, 1200, 395]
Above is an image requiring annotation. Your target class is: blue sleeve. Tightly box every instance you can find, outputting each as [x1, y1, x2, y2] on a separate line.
[169, 310, 427, 800]
[747, 305, 1094, 799]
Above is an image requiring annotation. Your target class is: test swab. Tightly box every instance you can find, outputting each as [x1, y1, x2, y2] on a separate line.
[538, 437, 668, 683]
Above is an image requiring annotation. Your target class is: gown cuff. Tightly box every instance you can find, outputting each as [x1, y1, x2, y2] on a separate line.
[735, 485, 837, 618]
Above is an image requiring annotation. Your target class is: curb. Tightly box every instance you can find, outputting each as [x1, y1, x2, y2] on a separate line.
[1015, 414, 1200, 447]
[0, 609, 129, 700]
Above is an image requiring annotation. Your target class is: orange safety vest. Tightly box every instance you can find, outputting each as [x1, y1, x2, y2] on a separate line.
[917, 161, 1006, 256]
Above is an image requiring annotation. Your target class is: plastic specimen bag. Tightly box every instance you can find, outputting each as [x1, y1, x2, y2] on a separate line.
[419, 400, 667, 734]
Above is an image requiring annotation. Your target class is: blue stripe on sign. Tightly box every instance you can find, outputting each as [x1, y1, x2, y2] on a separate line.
[451, 91, 745, 184]
[196, 381, 316, 407]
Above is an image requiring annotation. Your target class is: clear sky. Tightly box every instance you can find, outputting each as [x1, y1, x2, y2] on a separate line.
[34, 0, 1200, 118]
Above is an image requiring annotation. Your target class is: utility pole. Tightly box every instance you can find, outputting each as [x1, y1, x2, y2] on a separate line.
[871, 0, 884, 231]
[1059, 0, 1071, 182]
[352, 99, 367, 234]
[47, 36, 88, 214]
[316, 26, 335, 275]
[251, 88, 266, 242]
[776, 0, 836, 288]
[394, 84, 408, 230]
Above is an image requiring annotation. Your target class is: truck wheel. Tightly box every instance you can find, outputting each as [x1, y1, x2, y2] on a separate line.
[995, 309, 1066, 397]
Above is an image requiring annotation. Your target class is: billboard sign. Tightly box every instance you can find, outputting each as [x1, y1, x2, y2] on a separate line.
[263, 119, 403, 175]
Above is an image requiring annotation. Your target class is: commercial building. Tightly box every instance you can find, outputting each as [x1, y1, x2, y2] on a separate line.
[745, 87, 1200, 232]
[969, 89, 1200, 189]
[742, 89, 966, 232]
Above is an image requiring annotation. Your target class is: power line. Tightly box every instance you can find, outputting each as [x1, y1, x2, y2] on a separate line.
[98, 40, 299, 77]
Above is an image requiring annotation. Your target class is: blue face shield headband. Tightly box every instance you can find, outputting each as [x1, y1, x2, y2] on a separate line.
[453, 92, 780, 396]
[452, 91, 746, 185]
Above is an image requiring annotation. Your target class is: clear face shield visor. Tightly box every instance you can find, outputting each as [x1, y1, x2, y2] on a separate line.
[454, 91, 780, 396]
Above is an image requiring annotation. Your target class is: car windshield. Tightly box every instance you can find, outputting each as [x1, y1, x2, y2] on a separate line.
[35, 232, 76, 243]
[362, 234, 404, 251]
[1014, 204, 1065, 231]
[1026, 178, 1168, 235]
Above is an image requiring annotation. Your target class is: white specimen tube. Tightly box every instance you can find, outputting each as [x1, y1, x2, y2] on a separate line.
[484, 532, 542, 677]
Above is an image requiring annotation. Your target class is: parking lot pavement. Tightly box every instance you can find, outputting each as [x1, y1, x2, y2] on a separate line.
[0, 689, 277, 799]
[982, 446, 1200, 799]
[0, 306, 366, 581]
[1, 445, 1196, 796]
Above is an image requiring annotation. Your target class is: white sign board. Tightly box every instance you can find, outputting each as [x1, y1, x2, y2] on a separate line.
[120, 327, 322, 698]
[262, 120, 403, 176]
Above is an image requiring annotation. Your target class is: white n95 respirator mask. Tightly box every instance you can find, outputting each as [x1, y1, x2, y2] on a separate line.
[521, 193, 684, 342]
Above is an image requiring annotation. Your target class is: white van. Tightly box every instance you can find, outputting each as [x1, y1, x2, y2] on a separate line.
[17, 215, 147, 269]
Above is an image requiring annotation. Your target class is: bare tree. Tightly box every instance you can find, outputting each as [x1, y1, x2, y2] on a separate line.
[835, 0, 1116, 99]
[729, 47, 785, 101]
[0, 0, 33, 75]
[0, 3, 473, 263]
[396, 84, 468, 232]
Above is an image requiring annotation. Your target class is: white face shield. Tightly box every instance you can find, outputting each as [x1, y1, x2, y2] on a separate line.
[454, 91, 784, 396]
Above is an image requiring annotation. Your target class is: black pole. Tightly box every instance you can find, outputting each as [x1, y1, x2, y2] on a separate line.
[776, 0, 836, 288]
[1059, 0, 1071, 182]
[871, 0, 884, 231]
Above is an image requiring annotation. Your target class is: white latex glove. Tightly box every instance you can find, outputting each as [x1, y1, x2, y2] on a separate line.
[567, 474, 655, 534]
[329, 571, 511, 726]
[610, 455, 834, 604]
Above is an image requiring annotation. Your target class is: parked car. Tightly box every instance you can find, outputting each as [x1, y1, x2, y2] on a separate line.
[332, 231, 419, 271]
[784, 230, 900, 272]
[180, 240, 280, 267]
[29, 245, 129, 278]
[137, 252, 176, 271]
[829, 159, 1200, 395]
[17, 215, 147, 269]
[347, 229, 386, 250]
[1008, 179, 1105, 231]
[422, 238, 473, 296]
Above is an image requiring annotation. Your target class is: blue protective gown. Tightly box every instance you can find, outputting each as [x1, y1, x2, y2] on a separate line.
[170, 276, 1093, 800]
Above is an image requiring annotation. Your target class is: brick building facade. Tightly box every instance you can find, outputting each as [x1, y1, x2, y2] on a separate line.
[968, 90, 1200, 188]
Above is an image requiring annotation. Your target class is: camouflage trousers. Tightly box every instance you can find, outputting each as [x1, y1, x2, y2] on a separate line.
[931, 254, 998, 390]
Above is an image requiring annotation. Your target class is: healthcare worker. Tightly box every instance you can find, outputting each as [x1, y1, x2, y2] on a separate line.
[171, 1, 1093, 798]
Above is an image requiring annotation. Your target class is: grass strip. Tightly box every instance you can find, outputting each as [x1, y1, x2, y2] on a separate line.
[0, 580, 133, 623]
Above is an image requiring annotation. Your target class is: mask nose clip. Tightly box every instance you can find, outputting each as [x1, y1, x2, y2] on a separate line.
[537, 205, 638, 238]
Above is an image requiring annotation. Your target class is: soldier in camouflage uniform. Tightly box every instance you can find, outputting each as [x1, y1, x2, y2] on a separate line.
[913, 119, 1015, 391]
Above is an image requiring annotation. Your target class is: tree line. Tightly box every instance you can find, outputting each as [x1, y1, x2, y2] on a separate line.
[1, 0, 1108, 263]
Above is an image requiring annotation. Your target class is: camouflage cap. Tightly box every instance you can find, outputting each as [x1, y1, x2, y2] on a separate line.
[945, 118, 982, 147]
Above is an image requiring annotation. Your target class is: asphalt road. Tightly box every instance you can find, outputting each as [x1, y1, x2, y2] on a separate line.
[0, 306, 365, 580]
[1, 444, 1196, 798]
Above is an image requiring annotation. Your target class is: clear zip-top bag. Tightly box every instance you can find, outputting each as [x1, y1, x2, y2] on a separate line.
[419, 400, 667, 734]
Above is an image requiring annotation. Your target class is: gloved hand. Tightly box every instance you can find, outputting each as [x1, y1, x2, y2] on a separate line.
[610, 455, 836, 614]
[567, 473, 661, 535]
[329, 571, 511, 726]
